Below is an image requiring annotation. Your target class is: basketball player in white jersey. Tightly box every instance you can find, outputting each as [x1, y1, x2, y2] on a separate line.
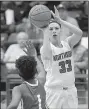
[39, 6, 83, 109]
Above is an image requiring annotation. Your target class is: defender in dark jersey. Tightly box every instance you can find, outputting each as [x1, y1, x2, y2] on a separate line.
[7, 56, 46, 109]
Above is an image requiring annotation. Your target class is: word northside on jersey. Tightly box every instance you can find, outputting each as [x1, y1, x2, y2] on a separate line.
[53, 51, 72, 61]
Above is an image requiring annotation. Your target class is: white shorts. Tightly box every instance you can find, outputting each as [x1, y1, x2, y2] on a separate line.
[45, 86, 78, 109]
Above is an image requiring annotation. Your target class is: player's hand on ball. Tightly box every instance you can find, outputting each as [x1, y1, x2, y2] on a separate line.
[22, 40, 37, 57]
[51, 5, 61, 22]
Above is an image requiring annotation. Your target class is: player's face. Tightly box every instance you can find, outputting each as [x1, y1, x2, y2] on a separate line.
[49, 22, 61, 43]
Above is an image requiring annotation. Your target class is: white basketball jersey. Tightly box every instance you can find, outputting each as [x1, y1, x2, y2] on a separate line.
[40, 41, 75, 89]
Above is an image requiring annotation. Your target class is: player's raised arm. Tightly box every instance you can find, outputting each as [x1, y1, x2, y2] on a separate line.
[60, 20, 83, 48]
[51, 6, 83, 48]
[40, 27, 52, 60]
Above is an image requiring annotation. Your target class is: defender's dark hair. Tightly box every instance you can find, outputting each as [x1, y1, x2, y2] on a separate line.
[15, 56, 37, 81]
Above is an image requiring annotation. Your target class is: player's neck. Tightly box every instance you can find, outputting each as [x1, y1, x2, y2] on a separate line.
[53, 40, 63, 48]
[27, 78, 37, 84]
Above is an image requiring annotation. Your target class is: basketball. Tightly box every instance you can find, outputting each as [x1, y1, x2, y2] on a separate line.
[29, 5, 51, 28]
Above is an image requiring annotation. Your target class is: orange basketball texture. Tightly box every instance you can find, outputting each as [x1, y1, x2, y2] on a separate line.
[29, 5, 51, 28]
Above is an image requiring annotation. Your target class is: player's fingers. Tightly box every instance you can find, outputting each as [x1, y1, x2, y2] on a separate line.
[25, 40, 31, 48]
[23, 41, 30, 51]
[54, 5, 59, 15]
[29, 40, 35, 48]
[54, 5, 57, 11]
[50, 10, 55, 18]
[28, 40, 33, 48]
[22, 41, 27, 48]
[26, 40, 30, 46]
[22, 49, 28, 54]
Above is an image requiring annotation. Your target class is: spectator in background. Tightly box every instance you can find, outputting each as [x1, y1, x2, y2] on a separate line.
[6, 1, 31, 24]
[5, 1, 37, 41]
[81, 34, 88, 49]
[1, 47, 7, 82]
[73, 39, 88, 104]
[57, 4, 79, 41]
[1, 1, 10, 33]
[3, 1, 32, 38]
[73, 39, 88, 76]
[3, 32, 29, 74]
[1, 1, 32, 53]
[1, 48, 5, 62]
[1, 1, 11, 51]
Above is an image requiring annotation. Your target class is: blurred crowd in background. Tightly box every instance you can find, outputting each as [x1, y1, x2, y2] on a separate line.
[0, 1, 88, 101]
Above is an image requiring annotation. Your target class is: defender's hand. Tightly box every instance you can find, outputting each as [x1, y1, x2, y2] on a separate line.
[22, 40, 37, 57]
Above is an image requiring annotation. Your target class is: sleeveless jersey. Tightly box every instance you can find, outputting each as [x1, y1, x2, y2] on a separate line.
[19, 80, 46, 109]
[40, 41, 75, 89]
